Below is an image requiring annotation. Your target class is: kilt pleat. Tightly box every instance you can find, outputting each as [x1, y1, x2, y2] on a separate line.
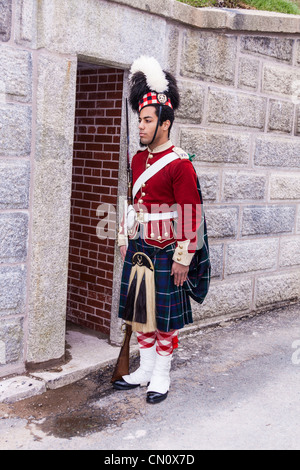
[118, 237, 193, 332]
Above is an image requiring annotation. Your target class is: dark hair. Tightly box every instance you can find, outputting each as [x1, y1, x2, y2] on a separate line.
[154, 104, 175, 137]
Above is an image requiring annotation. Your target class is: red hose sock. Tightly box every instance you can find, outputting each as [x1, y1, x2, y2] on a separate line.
[156, 330, 178, 356]
[136, 331, 156, 349]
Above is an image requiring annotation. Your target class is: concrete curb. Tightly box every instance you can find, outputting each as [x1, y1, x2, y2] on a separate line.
[0, 376, 47, 404]
[111, 1, 300, 34]
[0, 329, 138, 404]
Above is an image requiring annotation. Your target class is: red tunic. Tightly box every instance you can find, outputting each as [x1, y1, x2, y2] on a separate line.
[128, 142, 201, 253]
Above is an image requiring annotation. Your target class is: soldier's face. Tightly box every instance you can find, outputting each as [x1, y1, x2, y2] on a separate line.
[138, 106, 170, 148]
[138, 106, 159, 146]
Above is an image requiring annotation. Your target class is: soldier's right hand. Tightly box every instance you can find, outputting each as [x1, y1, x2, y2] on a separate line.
[120, 245, 127, 262]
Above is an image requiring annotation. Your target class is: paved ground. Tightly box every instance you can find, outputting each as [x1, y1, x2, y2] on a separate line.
[1, 303, 300, 451]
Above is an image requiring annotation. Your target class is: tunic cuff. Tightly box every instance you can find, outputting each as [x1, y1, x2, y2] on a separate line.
[172, 240, 194, 266]
[117, 231, 127, 247]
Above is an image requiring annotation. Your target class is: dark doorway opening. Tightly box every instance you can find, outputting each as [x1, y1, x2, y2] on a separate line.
[66, 62, 124, 335]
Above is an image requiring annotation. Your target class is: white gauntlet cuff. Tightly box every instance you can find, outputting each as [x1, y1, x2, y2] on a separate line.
[117, 230, 127, 247]
[172, 240, 194, 266]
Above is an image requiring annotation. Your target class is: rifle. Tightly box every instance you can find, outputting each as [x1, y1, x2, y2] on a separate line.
[126, 98, 133, 207]
[111, 323, 132, 383]
[123, 99, 133, 239]
[111, 99, 133, 383]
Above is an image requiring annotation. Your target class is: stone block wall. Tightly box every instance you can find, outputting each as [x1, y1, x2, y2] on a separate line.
[173, 30, 300, 323]
[0, 0, 31, 375]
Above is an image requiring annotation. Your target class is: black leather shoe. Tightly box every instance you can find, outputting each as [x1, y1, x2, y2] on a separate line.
[112, 379, 140, 390]
[146, 391, 168, 404]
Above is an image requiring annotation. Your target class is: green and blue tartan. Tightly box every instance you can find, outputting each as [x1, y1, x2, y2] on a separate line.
[181, 172, 211, 305]
[118, 237, 193, 332]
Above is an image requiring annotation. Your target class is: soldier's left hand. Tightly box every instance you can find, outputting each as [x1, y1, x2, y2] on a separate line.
[171, 262, 189, 287]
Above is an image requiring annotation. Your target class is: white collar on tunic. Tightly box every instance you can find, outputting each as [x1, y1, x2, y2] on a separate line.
[147, 140, 173, 154]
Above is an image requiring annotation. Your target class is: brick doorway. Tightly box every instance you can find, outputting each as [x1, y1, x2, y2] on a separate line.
[66, 62, 124, 336]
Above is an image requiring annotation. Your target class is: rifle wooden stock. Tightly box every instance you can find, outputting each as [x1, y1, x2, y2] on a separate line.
[111, 323, 133, 383]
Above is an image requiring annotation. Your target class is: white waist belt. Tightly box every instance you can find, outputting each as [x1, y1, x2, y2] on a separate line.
[137, 210, 178, 223]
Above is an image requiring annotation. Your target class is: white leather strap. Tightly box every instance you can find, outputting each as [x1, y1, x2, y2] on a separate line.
[140, 211, 178, 223]
[132, 152, 179, 202]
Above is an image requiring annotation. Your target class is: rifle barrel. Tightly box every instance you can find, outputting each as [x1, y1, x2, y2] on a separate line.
[125, 98, 133, 205]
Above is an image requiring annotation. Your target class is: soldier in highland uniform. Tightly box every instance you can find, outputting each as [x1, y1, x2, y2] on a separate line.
[113, 56, 210, 404]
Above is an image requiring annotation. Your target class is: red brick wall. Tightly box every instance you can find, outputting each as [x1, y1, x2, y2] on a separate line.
[67, 65, 124, 335]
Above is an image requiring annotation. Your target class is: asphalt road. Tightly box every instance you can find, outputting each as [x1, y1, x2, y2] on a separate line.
[1, 303, 300, 451]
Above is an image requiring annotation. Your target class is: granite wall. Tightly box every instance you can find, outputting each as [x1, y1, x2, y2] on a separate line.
[174, 28, 300, 325]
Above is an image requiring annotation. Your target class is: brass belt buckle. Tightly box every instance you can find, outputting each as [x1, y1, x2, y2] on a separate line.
[136, 211, 144, 223]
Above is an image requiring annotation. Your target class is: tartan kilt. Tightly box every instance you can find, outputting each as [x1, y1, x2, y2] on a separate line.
[118, 237, 193, 332]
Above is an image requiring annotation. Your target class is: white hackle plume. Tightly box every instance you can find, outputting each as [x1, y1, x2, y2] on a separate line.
[130, 56, 169, 93]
